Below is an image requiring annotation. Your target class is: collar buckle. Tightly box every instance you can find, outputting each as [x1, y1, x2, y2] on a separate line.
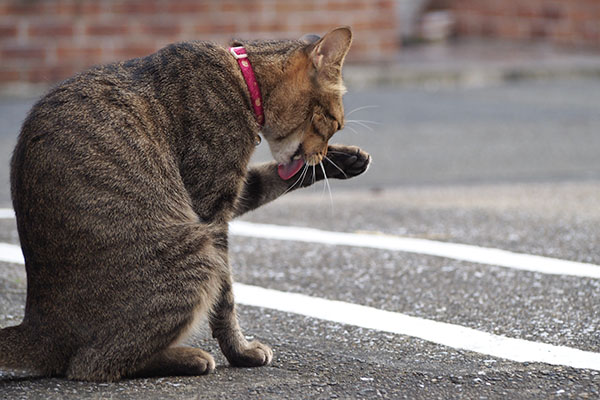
[229, 46, 248, 60]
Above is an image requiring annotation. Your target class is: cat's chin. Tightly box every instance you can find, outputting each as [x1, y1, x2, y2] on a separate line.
[277, 158, 305, 180]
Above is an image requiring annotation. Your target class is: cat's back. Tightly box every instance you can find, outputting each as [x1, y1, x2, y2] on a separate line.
[16, 40, 225, 149]
[10, 44, 214, 251]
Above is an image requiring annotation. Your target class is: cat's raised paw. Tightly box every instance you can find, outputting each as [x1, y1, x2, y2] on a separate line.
[323, 145, 371, 180]
[227, 340, 273, 368]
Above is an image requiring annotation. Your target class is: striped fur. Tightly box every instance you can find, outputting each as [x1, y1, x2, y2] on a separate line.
[1, 27, 370, 381]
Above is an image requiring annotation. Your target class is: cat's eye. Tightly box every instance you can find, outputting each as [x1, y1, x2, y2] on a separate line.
[324, 112, 341, 131]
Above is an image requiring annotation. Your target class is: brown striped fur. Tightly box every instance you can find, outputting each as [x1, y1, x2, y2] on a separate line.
[1, 27, 370, 381]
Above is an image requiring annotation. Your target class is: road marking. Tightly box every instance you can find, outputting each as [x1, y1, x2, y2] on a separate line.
[234, 283, 600, 371]
[0, 243, 25, 264]
[0, 209, 15, 219]
[230, 221, 600, 279]
[1, 210, 598, 279]
[0, 241, 598, 371]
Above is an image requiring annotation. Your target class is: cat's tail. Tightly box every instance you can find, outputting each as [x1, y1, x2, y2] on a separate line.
[0, 323, 49, 373]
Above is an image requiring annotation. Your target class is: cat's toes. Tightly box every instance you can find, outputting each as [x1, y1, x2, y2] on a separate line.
[132, 346, 215, 378]
[228, 341, 273, 368]
[183, 351, 216, 375]
[325, 145, 371, 179]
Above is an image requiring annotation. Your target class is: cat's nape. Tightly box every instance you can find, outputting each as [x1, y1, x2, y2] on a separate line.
[0, 26, 370, 381]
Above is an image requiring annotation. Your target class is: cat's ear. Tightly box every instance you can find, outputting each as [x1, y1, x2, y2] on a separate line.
[308, 26, 352, 71]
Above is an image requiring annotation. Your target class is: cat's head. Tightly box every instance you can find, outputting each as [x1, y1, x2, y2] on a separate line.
[259, 27, 352, 179]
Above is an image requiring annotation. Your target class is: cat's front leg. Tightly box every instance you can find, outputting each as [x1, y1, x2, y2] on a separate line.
[233, 145, 370, 217]
[209, 279, 273, 368]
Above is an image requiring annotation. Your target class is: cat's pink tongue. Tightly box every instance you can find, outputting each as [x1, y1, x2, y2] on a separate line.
[277, 159, 304, 180]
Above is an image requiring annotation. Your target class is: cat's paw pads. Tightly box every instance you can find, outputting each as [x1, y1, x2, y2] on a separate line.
[325, 145, 371, 179]
[228, 341, 273, 368]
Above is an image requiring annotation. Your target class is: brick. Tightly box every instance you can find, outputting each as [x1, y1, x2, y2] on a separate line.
[275, 1, 317, 13]
[516, 5, 538, 18]
[114, 43, 159, 59]
[542, 3, 565, 20]
[57, 46, 103, 64]
[300, 22, 339, 34]
[248, 20, 287, 34]
[165, 1, 211, 14]
[5, 1, 50, 16]
[139, 21, 182, 37]
[29, 21, 74, 38]
[324, 1, 352, 12]
[2, 44, 46, 61]
[60, 1, 103, 16]
[0, 67, 21, 83]
[27, 65, 77, 84]
[480, 19, 498, 37]
[111, 1, 160, 14]
[86, 22, 130, 36]
[219, 1, 247, 13]
[0, 22, 18, 39]
[529, 20, 550, 38]
[193, 23, 236, 35]
[376, 0, 396, 10]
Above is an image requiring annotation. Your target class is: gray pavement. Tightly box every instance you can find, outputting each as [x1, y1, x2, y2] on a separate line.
[1, 75, 600, 398]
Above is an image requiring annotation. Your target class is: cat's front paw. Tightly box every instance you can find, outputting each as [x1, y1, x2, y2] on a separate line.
[227, 340, 273, 368]
[323, 145, 371, 180]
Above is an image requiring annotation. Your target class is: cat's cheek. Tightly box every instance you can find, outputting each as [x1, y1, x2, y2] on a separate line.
[301, 132, 328, 165]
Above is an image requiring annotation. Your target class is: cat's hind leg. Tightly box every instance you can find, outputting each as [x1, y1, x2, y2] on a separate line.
[209, 279, 273, 367]
[65, 223, 228, 382]
[130, 346, 215, 378]
[64, 316, 214, 382]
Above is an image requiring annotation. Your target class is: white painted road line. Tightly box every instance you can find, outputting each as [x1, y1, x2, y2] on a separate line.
[0, 209, 14, 219]
[1, 241, 599, 371]
[229, 221, 600, 280]
[1, 209, 598, 279]
[0, 243, 26, 264]
[235, 283, 600, 372]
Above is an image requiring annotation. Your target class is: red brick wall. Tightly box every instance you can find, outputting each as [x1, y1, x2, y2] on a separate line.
[447, 0, 600, 48]
[0, 0, 399, 86]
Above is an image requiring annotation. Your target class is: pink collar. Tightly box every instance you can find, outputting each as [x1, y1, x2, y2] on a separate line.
[229, 46, 265, 127]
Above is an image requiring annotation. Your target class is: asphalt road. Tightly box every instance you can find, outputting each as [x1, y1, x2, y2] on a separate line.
[0, 78, 599, 399]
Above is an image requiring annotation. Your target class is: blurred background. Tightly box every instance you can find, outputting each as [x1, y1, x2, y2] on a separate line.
[0, 0, 599, 199]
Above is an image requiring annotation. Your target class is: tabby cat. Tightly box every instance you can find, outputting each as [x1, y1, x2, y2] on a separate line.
[0, 26, 370, 381]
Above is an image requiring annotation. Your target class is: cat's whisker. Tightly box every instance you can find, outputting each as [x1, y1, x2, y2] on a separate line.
[299, 164, 310, 189]
[346, 121, 373, 132]
[346, 120, 375, 132]
[282, 164, 308, 196]
[319, 162, 334, 212]
[343, 125, 359, 135]
[321, 165, 327, 197]
[324, 155, 347, 179]
[347, 119, 381, 126]
[345, 105, 379, 117]
[300, 163, 310, 186]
